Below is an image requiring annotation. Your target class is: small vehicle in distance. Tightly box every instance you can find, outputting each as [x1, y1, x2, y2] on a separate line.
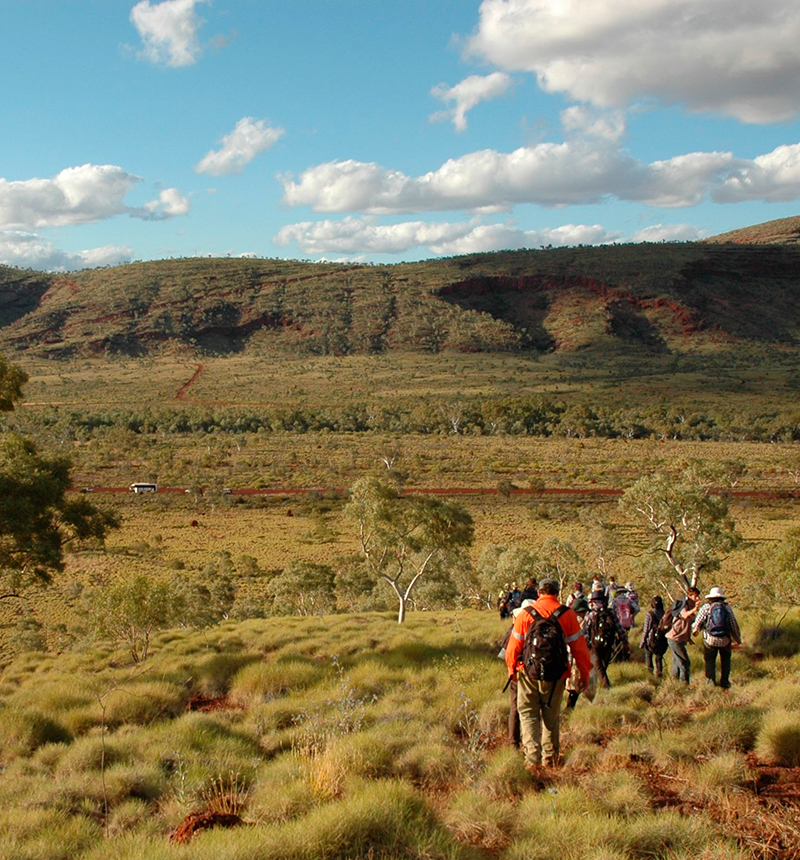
[129, 482, 158, 494]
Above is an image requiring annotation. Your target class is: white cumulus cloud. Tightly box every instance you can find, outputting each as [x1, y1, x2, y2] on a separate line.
[630, 223, 705, 243]
[0, 165, 189, 230]
[141, 187, 191, 219]
[467, 0, 800, 123]
[274, 216, 620, 256]
[429, 72, 512, 132]
[0, 165, 139, 230]
[560, 106, 626, 143]
[714, 143, 800, 202]
[195, 118, 286, 176]
[280, 136, 800, 214]
[0, 231, 132, 272]
[130, 0, 206, 67]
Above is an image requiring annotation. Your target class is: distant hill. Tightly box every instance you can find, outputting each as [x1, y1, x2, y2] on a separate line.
[705, 214, 800, 246]
[2, 230, 800, 359]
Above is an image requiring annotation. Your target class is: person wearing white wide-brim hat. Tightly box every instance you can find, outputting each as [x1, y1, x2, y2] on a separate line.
[692, 585, 741, 689]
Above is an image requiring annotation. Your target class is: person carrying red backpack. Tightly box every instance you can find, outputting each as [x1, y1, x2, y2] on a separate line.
[505, 578, 591, 769]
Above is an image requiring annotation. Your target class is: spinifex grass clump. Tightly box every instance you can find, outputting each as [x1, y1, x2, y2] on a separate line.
[0, 609, 795, 860]
[228, 656, 322, 706]
[693, 751, 753, 794]
[0, 707, 70, 760]
[755, 710, 800, 766]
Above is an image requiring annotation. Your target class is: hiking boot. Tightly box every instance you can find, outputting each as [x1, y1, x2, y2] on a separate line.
[526, 763, 556, 790]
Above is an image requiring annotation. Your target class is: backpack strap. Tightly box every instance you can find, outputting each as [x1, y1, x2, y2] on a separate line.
[524, 605, 541, 621]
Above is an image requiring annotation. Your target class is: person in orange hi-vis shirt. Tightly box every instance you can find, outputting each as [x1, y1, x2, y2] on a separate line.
[505, 577, 591, 769]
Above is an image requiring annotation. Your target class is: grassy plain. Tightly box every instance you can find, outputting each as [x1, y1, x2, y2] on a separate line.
[1, 610, 799, 860]
[14, 349, 800, 412]
[3, 349, 800, 653]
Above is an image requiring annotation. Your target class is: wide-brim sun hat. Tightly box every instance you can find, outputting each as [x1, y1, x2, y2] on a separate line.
[705, 586, 726, 599]
[512, 598, 536, 617]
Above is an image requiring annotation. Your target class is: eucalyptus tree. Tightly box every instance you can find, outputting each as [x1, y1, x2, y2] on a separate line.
[346, 477, 473, 623]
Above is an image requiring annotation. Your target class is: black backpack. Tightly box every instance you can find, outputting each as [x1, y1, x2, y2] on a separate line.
[591, 608, 619, 659]
[708, 603, 730, 638]
[646, 610, 669, 655]
[521, 605, 569, 683]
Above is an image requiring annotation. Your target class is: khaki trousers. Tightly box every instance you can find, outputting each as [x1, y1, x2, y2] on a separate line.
[516, 673, 566, 767]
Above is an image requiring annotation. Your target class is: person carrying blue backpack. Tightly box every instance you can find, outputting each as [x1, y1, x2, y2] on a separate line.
[692, 586, 742, 689]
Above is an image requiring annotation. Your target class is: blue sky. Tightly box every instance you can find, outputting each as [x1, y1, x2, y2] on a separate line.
[2, 0, 800, 270]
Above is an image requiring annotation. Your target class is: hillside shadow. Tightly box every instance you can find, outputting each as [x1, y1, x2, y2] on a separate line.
[437, 276, 555, 351]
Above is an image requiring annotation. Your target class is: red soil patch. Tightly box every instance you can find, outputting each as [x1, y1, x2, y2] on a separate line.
[170, 809, 242, 843]
[186, 693, 244, 712]
[632, 758, 800, 860]
[748, 754, 800, 804]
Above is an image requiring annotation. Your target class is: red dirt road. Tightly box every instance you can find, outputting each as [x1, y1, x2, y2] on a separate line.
[176, 363, 205, 400]
[72, 486, 800, 500]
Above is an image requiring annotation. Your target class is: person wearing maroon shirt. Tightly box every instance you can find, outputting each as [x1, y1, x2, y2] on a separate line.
[505, 578, 591, 769]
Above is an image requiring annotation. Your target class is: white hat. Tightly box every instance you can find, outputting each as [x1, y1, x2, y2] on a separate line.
[512, 598, 536, 617]
[705, 586, 726, 599]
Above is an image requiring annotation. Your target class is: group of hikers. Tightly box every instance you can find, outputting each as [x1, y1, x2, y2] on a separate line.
[500, 575, 741, 771]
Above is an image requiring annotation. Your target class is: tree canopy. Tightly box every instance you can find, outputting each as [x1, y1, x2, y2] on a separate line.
[346, 477, 473, 623]
[620, 469, 741, 591]
[0, 353, 117, 596]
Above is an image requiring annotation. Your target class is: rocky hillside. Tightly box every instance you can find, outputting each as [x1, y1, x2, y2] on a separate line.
[1, 234, 800, 358]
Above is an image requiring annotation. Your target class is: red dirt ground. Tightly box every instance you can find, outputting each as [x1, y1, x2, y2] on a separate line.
[170, 809, 242, 843]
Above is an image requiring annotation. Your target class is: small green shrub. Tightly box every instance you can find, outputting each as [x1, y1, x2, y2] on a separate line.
[563, 741, 603, 770]
[606, 662, 650, 685]
[755, 709, 800, 766]
[393, 740, 460, 790]
[594, 681, 654, 707]
[753, 620, 800, 657]
[55, 735, 135, 776]
[477, 696, 507, 735]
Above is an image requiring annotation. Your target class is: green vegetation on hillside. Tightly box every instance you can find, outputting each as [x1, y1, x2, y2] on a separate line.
[3, 241, 800, 359]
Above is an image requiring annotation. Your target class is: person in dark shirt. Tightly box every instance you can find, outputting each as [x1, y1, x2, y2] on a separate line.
[639, 595, 667, 677]
[582, 589, 628, 687]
